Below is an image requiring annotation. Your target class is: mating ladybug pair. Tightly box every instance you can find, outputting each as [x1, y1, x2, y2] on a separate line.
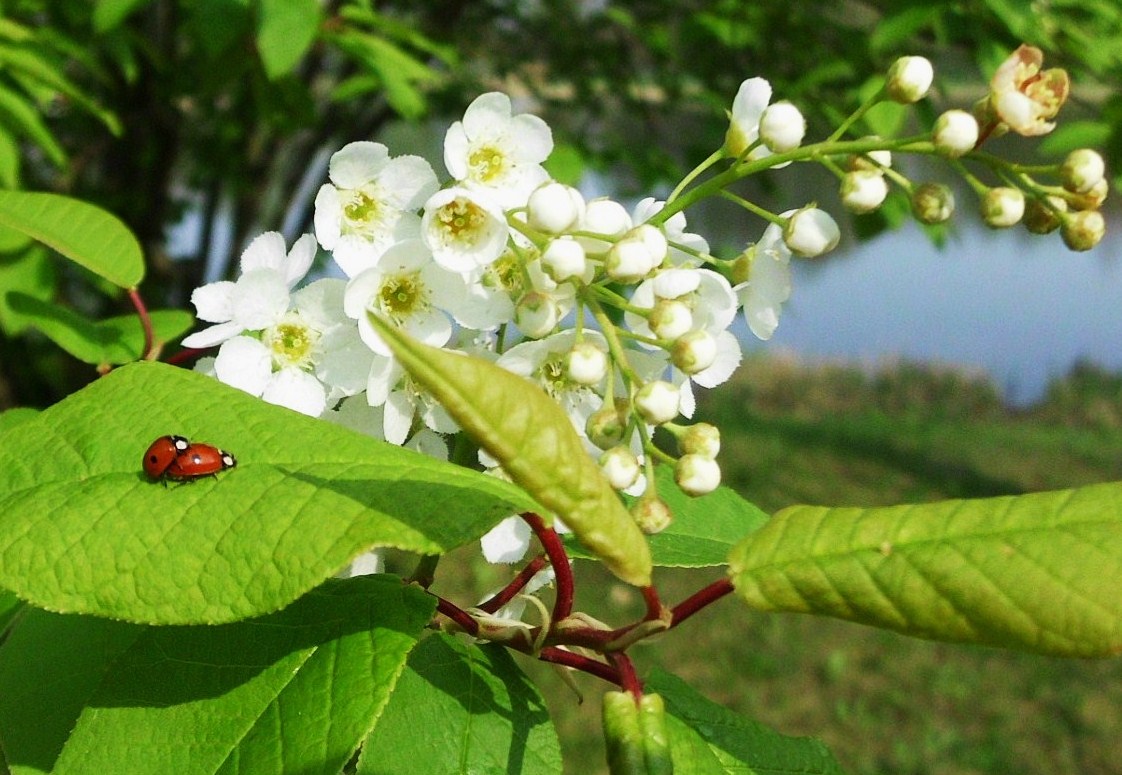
[143, 435, 236, 483]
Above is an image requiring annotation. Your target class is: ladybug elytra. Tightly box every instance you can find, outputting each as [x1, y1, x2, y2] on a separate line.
[143, 435, 236, 483]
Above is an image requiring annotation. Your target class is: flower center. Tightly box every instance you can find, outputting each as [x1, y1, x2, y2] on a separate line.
[467, 143, 509, 184]
[263, 313, 320, 369]
[341, 186, 385, 236]
[434, 197, 489, 245]
[483, 251, 525, 295]
[377, 271, 428, 321]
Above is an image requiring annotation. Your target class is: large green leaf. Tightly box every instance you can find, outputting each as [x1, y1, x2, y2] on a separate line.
[0, 361, 536, 624]
[255, 0, 321, 79]
[0, 242, 54, 335]
[358, 632, 562, 774]
[0, 84, 65, 166]
[0, 577, 434, 775]
[0, 41, 121, 134]
[729, 483, 1122, 657]
[0, 191, 143, 288]
[367, 315, 652, 587]
[645, 668, 846, 774]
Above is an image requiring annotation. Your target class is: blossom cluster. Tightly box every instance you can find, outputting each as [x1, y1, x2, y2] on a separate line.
[181, 49, 1105, 568]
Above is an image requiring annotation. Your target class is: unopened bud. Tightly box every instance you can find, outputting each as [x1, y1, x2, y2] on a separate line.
[514, 290, 559, 338]
[1068, 178, 1109, 212]
[981, 187, 1025, 228]
[670, 330, 718, 374]
[566, 341, 608, 385]
[759, 101, 806, 153]
[783, 207, 840, 257]
[1060, 209, 1106, 251]
[541, 237, 587, 282]
[679, 422, 721, 458]
[649, 299, 693, 340]
[606, 236, 656, 283]
[632, 224, 669, 269]
[675, 454, 722, 496]
[933, 109, 979, 157]
[631, 495, 672, 534]
[841, 170, 889, 214]
[527, 182, 585, 234]
[849, 139, 892, 171]
[577, 198, 632, 255]
[1023, 195, 1066, 234]
[886, 56, 933, 103]
[911, 182, 955, 224]
[1061, 149, 1105, 195]
[586, 401, 627, 449]
[634, 380, 680, 425]
[600, 446, 641, 491]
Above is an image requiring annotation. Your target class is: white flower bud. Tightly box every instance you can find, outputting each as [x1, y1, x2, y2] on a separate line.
[541, 237, 587, 282]
[526, 181, 585, 234]
[679, 422, 721, 459]
[586, 401, 627, 449]
[1024, 195, 1066, 235]
[606, 234, 655, 282]
[565, 341, 608, 385]
[886, 55, 933, 103]
[632, 224, 668, 269]
[675, 454, 722, 496]
[649, 299, 693, 340]
[840, 170, 889, 214]
[670, 330, 718, 374]
[783, 207, 840, 257]
[514, 290, 559, 339]
[981, 187, 1025, 228]
[634, 380, 680, 425]
[933, 110, 979, 158]
[577, 197, 632, 255]
[1061, 209, 1106, 251]
[759, 101, 806, 153]
[600, 446, 641, 491]
[631, 496, 672, 534]
[1061, 149, 1106, 194]
[911, 182, 955, 224]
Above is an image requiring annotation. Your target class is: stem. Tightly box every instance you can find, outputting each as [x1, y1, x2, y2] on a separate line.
[642, 585, 664, 622]
[128, 287, 155, 360]
[670, 577, 734, 627]
[435, 595, 479, 637]
[610, 652, 643, 698]
[408, 554, 440, 589]
[666, 149, 724, 204]
[539, 647, 620, 685]
[165, 347, 207, 366]
[827, 84, 887, 143]
[523, 512, 575, 621]
[478, 554, 550, 614]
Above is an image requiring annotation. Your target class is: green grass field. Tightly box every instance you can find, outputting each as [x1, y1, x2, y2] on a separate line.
[487, 355, 1122, 774]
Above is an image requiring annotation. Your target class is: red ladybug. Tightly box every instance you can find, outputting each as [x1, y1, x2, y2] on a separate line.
[143, 435, 190, 479]
[164, 443, 237, 482]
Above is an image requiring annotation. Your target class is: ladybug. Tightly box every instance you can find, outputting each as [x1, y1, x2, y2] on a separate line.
[164, 443, 237, 482]
[143, 435, 190, 479]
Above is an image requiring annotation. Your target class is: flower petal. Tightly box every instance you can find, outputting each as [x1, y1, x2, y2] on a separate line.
[189, 280, 236, 323]
[329, 141, 390, 189]
[239, 231, 288, 274]
[214, 336, 272, 396]
[480, 515, 532, 564]
[262, 367, 327, 417]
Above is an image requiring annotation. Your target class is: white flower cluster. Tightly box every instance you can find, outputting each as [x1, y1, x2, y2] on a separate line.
[183, 83, 837, 563]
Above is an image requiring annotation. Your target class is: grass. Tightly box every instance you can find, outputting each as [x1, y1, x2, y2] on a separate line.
[432, 354, 1122, 774]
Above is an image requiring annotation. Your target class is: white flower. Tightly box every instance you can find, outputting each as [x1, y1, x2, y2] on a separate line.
[343, 239, 467, 358]
[360, 354, 459, 445]
[725, 77, 774, 160]
[444, 92, 553, 208]
[625, 268, 738, 345]
[633, 198, 709, 267]
[759, 101, 806, 153]
[313, 142, 439, 277]
[735, 221, 792, 341]
[497, 330, 608, 434]
[421, 187, 510, 273]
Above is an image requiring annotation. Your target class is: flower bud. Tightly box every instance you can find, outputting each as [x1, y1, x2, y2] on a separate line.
[634, 380, 680, 425]
[933, 109, 979, 157]
[541, 237, 587, 282]
[526, 181, 585, 234]
[783, 207, 840, 257]
[675, 454, 722, 496]
[840, 170, 889, 214]
[586, 401, 627, 449]
[1023, 195, 1066, 234]
[514, 290, 559, 338]
[649, 299, 693, 340]
[1068, 178, 1109, 212]
[759, 101, 806, 153]
[679, 422, 721, 459]
[577, 198, 632, 255]
[911, 182, 954, 224]
[980, 187, 1025, 228]
[848, 139, 892, 171]
[1060, 149, 1106, 195]
[600, 446, 641, 491]
[631, 495, 672, 534]
[605, 235, 656, 283]
[670, 330, 718, 374]
[565, 341, 608, 385]
[632, 224, 669, 269]
[1060, 209, 1106, 251]
[886, 55, 933, 103]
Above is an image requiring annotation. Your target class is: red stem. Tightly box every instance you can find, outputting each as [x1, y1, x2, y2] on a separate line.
[165, 347, 208, 365]
[642, 585, 663, 621]
[435, 596, 479, 637]
[609, 652, 642, 698]
[478, 553, 549, 614]
[128, 287, 155, 360]
[670, 577, 733, 627]
[539, 647, 620, 685]
[522, 512, 574, 621]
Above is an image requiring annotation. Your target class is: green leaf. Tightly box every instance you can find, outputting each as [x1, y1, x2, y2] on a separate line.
[0, 243, 54, 335]
[94, 0, 157, 32]
[0, 406, 38, 436]
[0, 361, 537, 624]
[0, 84, 66, 167]
[367, 316, 653, 587]
[358, 632, 562, 774]
[0, 577, 434, 775]
[645, 668, 846, 775]
[543, 142, 585, 186]
[255, 0, 322, 79]
[0, 191, 143, 288]
[6, 293, 192, 364]
[729, 482, 1122, 657]
[567, 466, 768, 568]
[0, 42, 121, 135]
[1037, 119, 1113, 157]
[868, 6, 943, 54]
[331, 31, 434, 120]
[0, 587, 22, 637]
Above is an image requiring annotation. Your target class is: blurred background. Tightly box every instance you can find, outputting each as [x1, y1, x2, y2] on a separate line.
[1, 1, 1120, 772]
